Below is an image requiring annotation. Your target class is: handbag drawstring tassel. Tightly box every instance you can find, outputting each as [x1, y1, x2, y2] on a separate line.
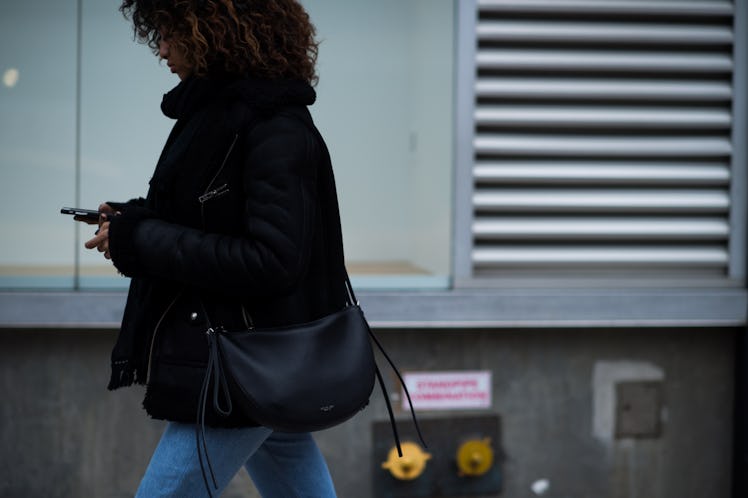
[346, 274, 427, 456]
[374, 364, 402, 456]
[367, 323, 427, 457]
[196, 325, 234, 498]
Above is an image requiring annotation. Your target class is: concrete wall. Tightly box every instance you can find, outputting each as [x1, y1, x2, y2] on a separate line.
[0, 327, 735, 497]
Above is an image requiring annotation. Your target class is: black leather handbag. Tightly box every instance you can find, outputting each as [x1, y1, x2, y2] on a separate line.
[195, 275, 424, 496]
[203, 293, 376, 433]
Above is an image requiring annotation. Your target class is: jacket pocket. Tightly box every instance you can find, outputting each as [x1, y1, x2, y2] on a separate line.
[154, 294, 211, 365]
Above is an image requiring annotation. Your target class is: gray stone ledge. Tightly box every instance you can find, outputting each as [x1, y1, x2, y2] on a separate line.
[1, 288, 745, 329]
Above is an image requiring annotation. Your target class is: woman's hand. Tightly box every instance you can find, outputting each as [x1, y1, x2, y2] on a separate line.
[83, 203, 118, 260]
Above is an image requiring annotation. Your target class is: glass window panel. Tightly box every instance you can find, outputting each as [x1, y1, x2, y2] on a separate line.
[77, 0, 174, 289]
[305, 0, 454, 289]
[0, 0, 455, 291]
[0, 1, 77, 288]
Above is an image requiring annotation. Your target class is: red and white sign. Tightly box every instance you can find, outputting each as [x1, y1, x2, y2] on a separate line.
[402, 371, 492, 411]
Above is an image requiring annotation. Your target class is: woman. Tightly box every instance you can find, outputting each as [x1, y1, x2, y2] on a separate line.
[82, 1, 343, 496]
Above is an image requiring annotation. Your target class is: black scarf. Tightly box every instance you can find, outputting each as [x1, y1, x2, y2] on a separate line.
[107, 78, 226, 391]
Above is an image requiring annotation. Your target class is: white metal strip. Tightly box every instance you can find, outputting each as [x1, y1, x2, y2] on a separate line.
[475, 106, 732, 129]
[728, 0, 748, 279]
[473, 189, 730, 213]
[472, 247, 729, 267]
[473, 218, 730, 240]
[477, 0, 733, 17]
[476, 50, 733, 73]
[477, 21, 733, 45]
[473, 135, 733, 157]
[473, 162, 731, 185]
[475, 78, 733, 101]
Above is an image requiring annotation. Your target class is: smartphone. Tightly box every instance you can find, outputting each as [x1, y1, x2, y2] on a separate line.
[60, 207, 102, 222]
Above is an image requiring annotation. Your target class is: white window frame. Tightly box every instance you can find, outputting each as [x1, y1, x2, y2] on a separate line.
[454, 0, 747, 291]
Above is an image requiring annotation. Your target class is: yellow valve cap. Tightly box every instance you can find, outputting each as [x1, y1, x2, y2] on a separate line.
[456, 438, 494, 477]
[381, 442, 432, 481]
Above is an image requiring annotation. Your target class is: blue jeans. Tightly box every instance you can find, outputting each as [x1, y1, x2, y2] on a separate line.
[135, 422, 337, 497]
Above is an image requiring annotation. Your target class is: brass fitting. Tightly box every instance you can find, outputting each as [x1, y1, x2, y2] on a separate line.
[381, 442, 432, 480]
[456, 438, 494, 477]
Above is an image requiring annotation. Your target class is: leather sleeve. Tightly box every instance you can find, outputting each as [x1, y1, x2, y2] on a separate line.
[108, 115, 318, 296]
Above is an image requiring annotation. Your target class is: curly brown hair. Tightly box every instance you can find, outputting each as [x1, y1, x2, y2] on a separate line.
[119, 0, 319, 84]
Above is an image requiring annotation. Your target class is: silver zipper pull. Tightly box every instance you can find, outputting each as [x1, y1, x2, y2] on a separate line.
[199, 184, 229, 203]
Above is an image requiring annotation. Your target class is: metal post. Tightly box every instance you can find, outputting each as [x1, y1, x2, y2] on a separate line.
[452, 0, 478, 286]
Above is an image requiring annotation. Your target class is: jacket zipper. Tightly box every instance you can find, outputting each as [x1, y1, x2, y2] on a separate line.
[200, 133, 239, 228]
[240, 303, 255, 330]
[198, 184, 229, 203]
[145, 291, 182, 385]
[197, 133, 256, 330]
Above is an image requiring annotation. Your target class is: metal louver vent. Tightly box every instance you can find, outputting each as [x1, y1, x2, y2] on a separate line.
[470, 0, 736, 278]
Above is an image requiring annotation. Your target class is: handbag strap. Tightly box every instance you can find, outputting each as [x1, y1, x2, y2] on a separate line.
[344, 272, 427, 457]
[306, 103, 426, 454]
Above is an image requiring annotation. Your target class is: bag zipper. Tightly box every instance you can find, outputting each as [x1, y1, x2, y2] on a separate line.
[145, 291, 182, 385]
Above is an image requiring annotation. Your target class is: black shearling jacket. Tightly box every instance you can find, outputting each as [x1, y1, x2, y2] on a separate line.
[105, 76, 347, 427]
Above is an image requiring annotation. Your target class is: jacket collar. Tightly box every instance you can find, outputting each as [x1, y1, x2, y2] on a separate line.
[161, 75, 316, 120]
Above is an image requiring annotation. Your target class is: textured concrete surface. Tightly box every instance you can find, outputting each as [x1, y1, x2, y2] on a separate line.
[0, 327, 735, 497]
